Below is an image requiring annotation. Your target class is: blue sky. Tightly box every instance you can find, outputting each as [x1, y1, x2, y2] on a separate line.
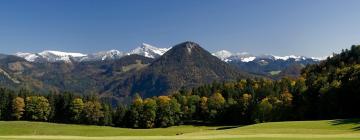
[1, 0, 360, 57]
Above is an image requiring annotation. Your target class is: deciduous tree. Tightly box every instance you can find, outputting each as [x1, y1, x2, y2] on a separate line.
[25, 96, 51, 121]
[69, 98, 84, 123]
[12, 97, 25, 120]
[83, 100, 104, 125]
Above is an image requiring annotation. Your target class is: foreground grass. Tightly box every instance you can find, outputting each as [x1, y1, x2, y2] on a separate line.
[0, 119, 360, 140]
[0, 121, 219, 136]
[188, 119, 360, 136]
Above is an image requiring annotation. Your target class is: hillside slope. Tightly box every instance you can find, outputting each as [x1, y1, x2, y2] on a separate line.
[0, 54, 154, 95]
[302, 45, 360, 119]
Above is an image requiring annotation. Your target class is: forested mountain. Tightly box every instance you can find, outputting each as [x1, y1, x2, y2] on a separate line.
[106, 41, 250, 98]
[301, 45, 360, 118]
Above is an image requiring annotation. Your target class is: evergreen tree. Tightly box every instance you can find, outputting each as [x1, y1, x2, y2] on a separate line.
[100, 103, 113, 126]
[113, 104, 127, 127]
[125, 94, 143, 128]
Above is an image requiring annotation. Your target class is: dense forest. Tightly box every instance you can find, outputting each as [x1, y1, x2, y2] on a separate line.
[1, 45, 360, 128]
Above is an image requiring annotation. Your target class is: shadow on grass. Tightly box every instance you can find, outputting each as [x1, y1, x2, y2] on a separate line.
[330, 119, 360, 131]
[183, 121, 242, 130]
[216, 126, 240, 130]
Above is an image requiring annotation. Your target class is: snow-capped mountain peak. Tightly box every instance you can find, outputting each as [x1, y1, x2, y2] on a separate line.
[15, 50, 87, 62]
[129, 43, 170, 58]
[212, 50, 233, 61]
[37, 50, 87, 62]
[15, 52, 40, 62]
[85, 49, 125, 61]
[15, 43, 168, 62]
[213, 50, 256, 62]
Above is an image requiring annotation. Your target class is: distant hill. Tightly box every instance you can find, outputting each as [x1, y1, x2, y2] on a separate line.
[212, 50, 321, 78]
[229, 58, 318, 78]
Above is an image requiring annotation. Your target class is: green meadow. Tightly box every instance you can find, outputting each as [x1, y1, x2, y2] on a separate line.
[1, 119, 360, 140]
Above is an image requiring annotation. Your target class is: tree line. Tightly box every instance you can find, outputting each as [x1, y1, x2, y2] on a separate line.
[0, 77, 340, 128]
[0, 90, 109, 125]
[0, 88, 182, 128]
[1, 45, 360, 128]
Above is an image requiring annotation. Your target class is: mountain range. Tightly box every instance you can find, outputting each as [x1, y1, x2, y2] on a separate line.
[0, 41, 324, 102]
[15, 43, 168, 63]
[14, 42, 323, 78]
[15, 43, 323, 64]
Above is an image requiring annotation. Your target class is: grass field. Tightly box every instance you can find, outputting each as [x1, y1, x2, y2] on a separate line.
[0, 119, 360, 140]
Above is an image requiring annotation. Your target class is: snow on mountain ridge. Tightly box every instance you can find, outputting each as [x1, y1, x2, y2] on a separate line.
[15, 45, 323, 63]
[36, 50, 87, 62]
[272, 55, 306, 61]
[128, 43, 170, 58]
[15, 52, 40, 62]
[241, 56, 257, 62]
[38, 50, 87, 57]
[88, 49, 125, 61]
[212, 50, 233, 62]
[212, 50, 323, 62]
[15, 43, 167, 62]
